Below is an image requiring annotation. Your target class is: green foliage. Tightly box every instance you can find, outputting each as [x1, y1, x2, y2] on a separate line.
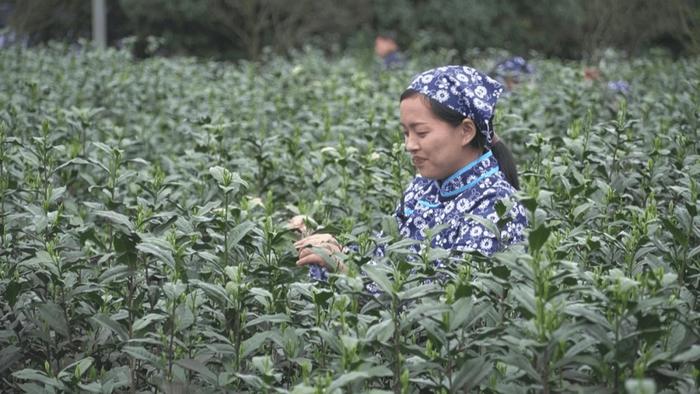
[376, 0, 700, 60]
[0, 44, 699, 393]
[5, 0, 700, 59]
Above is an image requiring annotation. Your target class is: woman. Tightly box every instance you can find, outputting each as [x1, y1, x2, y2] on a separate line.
[295, 66, 528, 277]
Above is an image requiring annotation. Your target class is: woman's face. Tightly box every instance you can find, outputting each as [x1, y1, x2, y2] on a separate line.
[400, 95, 474, 180]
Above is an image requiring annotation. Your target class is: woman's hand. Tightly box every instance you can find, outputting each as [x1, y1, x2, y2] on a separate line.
[294, 233, 347, 273]
[287, 215, 311, 238]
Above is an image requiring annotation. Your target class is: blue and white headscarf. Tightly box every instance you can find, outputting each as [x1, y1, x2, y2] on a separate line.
[493, 56, 534, 78]
[406, 65, 503, 148]
[607, 80, 631, 96]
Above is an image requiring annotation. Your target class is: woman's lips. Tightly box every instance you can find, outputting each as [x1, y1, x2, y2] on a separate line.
[412, 157, 426, 166]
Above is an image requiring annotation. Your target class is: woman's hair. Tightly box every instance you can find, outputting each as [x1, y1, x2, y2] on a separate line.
[400, 89, 520, 190]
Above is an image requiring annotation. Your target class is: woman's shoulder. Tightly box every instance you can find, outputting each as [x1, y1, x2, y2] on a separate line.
[451, 175, 526, 221]
[488, 178, 519, 202]
[402, 176, 434, 196]
[462, 173, 518, 203]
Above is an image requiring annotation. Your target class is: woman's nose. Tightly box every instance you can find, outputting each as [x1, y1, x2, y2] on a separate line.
[405, 134, 418, 152]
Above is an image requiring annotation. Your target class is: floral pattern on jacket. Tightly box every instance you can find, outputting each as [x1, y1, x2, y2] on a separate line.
[393, 150, 527, 255]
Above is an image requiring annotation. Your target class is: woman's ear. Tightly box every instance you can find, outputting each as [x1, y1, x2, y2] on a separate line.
[459, 119, 477, 146]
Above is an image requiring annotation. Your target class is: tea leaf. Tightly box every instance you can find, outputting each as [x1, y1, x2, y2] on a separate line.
[528, 223, 551, 253]
[450, 356, 492, 390]
[132, 313, 167, 332]
[327, 366, 392, 392]
[176, 358, 218, 384]
[3, 280, 22, 308]
[98, 264, 131, 284]
[363, 264, 394, 295]
[37, 302, 69, 338]
[365, 317, 394, 343]
[91, 314, 129, 341]
[671, 345, 700, 362]
[58, 357, 93, 380]
[96, 210, 135, 233]
[123, 346, 164, 368]
[245, 313, 291, 329]
[0, 345, 23, 374]
[12, 369, 67, 390]
[137, 237, 175, 269]
[510, 285, 536, 317]
[228, 220, 257, 248]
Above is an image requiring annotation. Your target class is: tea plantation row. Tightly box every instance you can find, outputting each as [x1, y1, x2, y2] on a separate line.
[0, 45, 698, 393]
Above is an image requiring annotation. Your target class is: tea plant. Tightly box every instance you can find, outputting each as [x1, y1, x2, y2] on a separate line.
[0, 44, 698, 393]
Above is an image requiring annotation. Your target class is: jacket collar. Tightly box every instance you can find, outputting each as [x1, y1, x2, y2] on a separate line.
[437, 150, 500, 199]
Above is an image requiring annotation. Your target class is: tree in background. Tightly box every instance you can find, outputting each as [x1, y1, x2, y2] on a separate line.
[575, 0, 700, 60]
[4, 0, 700, 60]
[207, 0, 372, 60]
[6, 0, 90, 45]
[372, 0, 699, 60]
[5, 0, 130, 47]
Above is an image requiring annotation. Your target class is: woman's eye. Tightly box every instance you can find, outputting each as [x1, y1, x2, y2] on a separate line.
[403, 129, 428, 139]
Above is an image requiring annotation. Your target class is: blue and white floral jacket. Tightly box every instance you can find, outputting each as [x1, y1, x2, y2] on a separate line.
[309, 151, 528, 281]
[393, 150, 527, 255]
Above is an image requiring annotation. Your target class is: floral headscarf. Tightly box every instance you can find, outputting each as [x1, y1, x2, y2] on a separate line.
[493, 56, 534, 78]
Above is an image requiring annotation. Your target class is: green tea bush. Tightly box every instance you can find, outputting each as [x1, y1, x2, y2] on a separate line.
[0, 44, 698, 393]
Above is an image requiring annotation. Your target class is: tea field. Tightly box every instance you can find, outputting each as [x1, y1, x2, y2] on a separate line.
[0, 45, 699, 393]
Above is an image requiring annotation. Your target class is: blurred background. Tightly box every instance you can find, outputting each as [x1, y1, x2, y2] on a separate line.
[1, 0, 699, 61]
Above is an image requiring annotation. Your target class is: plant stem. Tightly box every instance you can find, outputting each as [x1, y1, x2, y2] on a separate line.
[447, 351, 453, 393]
[613, 314, 620, 392]
[234, 309, 242, 370]
[542, 352, 550, 394]
[392, 297, 401, 394]
[224, 191, 229, 267]
[168, 299, 176, 380]
[128, 274, 137, 394]
[0, 131, 5, 251]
